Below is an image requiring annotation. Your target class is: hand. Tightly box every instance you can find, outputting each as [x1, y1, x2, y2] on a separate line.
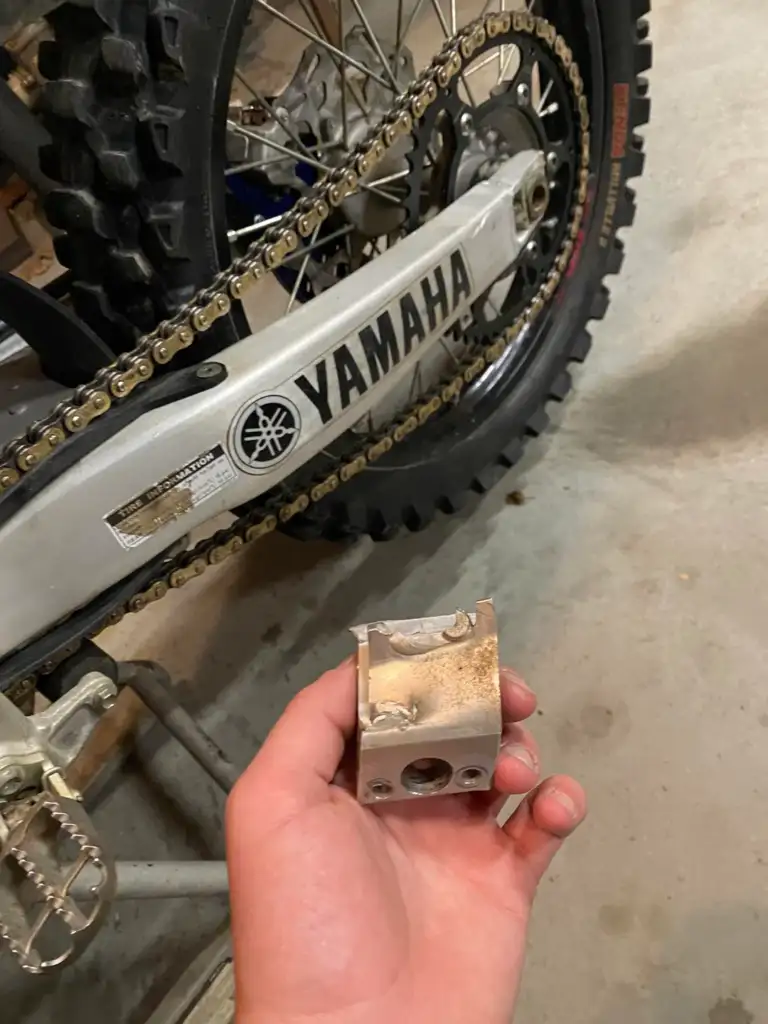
[227, 657, 586, 1024]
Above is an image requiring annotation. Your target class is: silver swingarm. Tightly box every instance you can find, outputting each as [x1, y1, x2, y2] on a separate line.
[0, 150, 546, 659]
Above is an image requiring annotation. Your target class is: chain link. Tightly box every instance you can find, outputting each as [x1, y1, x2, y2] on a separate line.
[2, 12, 590, 686]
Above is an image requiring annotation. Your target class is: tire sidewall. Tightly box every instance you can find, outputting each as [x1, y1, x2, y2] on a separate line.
[305, 0, 644, 532]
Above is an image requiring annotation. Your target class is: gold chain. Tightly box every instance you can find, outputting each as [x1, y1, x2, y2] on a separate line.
[2, 12, 590, 683]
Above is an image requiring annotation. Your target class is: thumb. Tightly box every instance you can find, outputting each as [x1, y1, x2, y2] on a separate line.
[502, 775, 587, 892]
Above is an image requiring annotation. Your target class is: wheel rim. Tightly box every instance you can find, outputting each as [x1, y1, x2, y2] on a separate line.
[211, 0, 593, 441]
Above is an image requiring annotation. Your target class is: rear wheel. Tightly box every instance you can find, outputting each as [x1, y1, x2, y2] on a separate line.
[39, 0, 651, 539]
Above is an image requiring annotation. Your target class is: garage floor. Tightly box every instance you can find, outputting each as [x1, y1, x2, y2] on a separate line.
[5, 1, 768, 1022]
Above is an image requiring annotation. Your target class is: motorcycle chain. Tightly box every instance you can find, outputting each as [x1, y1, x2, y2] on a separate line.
[0, 11, 589, 689]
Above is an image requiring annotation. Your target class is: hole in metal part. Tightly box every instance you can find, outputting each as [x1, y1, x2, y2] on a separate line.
[530, 181, 549, 217]
[401, 757, 453, 795]
[456, 766, 486, 789]
[367, 779, 393, 800]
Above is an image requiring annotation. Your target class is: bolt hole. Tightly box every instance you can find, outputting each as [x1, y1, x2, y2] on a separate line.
[530, 182, 549, 217]
[401, 757, 453, 795]
[368, 779, 393, 800]
[456, 766, 487, 789]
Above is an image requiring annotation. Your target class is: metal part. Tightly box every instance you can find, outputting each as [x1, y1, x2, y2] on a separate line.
[143, 930, 233, 1024]
[352, 599, 501, 804]
[0, 150, 548, 663]
[228, 26, 414, 245]
[49, 860, 230, 902]
[119, 662, 240, 793]
[226, 26, 412, 194]
[0, 13, 590, 696]
[0, 670, 116, 795]
[0, 789, 116, 973]
[0, 671, 117, 972]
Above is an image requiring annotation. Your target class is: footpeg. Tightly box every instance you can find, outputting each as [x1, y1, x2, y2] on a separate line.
[0, 787, 116, 973]
[0, 671, 118, 972]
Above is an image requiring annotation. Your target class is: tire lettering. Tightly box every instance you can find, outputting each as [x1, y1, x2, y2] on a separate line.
[599, 160, 623, 249]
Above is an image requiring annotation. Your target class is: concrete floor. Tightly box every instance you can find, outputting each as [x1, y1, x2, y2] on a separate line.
[6, 0, 768, 1021]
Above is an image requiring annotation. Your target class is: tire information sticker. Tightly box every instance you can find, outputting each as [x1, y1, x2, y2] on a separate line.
[104, 444, 237, 550]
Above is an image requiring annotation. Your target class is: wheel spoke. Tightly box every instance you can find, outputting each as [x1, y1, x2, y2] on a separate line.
[439, 335, 461, 367]
[395, 0, 426, 64]
[408, 360, 423, 402]
[338, 0, 349, 149]
[480, 0, 535, 14]
[286, 223, 321, 313]
[465, 51, 498, 77]
[348, 0, 402, 93]
[253, 0, 394, 92]
[225, 142, 338, 177]
[227, 212, 287, 243]
[281, 224, 355, 265]
[304, 0, 341, 44]
[536, 77, 554, 114]
[227, 121, 403, 204]
[450, 0, 457, 35]
[428, 0, 478, 106]
[497, 42, 517, 83]
[498, 0, 505, 81]
[395, 0, 405, 60]
[368, 169, 410, 187]
[233, 69, 322, 168]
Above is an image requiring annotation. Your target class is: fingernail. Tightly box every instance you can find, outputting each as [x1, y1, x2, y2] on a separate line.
[503, 742, 537, 772]
[502, 669, 532, 694]
[511, 680, 535, 703]
[548, 787, 578, 821]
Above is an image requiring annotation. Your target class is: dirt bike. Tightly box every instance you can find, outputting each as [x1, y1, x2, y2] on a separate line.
[0, 0, 650, 974]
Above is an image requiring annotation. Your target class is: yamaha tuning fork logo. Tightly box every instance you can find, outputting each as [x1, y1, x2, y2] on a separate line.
[230, 395, 302, 474]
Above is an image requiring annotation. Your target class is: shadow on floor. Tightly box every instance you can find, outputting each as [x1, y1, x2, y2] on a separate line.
[583, 297, 768, 461]
[592, 902, 766, 1024]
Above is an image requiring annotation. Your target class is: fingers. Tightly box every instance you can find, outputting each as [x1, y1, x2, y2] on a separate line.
[231, 661, 535, 819]
[493, 722, 540, 795]
[500, 666, 537, 723]
[232, 655, 357, 815]
[502, 775, 587, 890]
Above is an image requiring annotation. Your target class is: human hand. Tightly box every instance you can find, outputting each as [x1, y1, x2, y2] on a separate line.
[227, 657, 586, 1024]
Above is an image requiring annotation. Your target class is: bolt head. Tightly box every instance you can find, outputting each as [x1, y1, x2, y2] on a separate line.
[0, 768, 25, 798]
[459, 111, 474, 136]
[525, 240, 540, 260]
[516, 82, 530, 106]
[547, 150, 559, 172]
